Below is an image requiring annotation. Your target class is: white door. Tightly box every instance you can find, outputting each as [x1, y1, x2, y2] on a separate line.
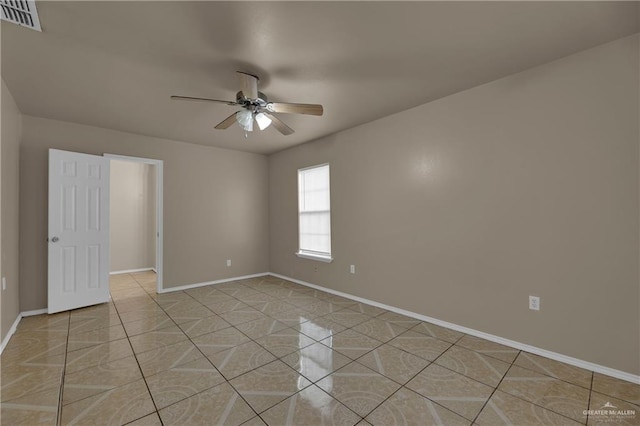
[48, 149, 110, 314]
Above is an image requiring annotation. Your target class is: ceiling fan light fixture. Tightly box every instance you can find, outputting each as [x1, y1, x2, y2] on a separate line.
[236, 109, 253, 131]
[255, 112, 272, 131]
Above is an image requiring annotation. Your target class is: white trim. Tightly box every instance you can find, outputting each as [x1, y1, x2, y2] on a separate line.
[158, 273, 270, 294]
[22, 309, 48, 317]
[0, 314, 22, 354]
[110, 267, 155, 275]
[268, 272, 640, 385]
[104, 154, 164, 295]
[295, 252, 333, 263]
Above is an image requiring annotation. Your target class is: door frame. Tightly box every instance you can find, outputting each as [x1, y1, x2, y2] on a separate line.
[104, 154, 164, 293]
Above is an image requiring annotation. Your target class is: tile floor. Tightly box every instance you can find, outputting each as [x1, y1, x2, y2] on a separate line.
[1, 272, 638, 425]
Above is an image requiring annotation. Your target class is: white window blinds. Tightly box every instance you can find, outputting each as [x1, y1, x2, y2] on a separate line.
[298, 164, 331, 259]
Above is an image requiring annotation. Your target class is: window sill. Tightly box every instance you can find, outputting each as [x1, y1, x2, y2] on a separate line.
[295, 252, 334, 263]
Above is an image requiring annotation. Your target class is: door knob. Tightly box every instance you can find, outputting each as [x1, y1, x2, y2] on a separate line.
[51, 237, 59, 242]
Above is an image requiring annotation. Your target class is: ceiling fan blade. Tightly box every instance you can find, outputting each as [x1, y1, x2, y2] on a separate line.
[264, 113, 294, 136]
[267, 102, 323, 116]
[237, 71, 259, 99]
[214, 112, 238, 130]
[171, 95, 238, 106]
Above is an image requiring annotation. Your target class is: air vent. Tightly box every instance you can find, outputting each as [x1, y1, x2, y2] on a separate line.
[1, 0, 41, 31]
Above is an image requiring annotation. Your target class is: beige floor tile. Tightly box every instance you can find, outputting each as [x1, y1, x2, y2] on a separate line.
[3, 276, 638, 426]
[0, 333, 67, 366]
[145, 357, 225, 409]
[476, 390, 582, 425]
[219, 308, 268, 326]
[366, 387, 470, 426]
[435, 344, 510, 387]
[251, 299, 299, 316]
[117, 306, 168, 324]
[320, 329, 383, 360]
[60, 379, 155, 425]
[498, 365, 590, 422]
[515, 352, 593, 389]
[0, 403, 57, 425]
[0, 387, 60, 418]
[242, 415, 268, 425]
[267, 306, 319, 327]
[122, 314, 175, 336]
[17, 312, 70, 333]
[388, 330, 452, 361]
[156, 299, 202, 313]
[127, 412, 163, 425]
[177, 314, 232, 338]
[68, 313, 123, 334]
[261, 384, 362, 426]
[255, 328, 316, 357]
[346, 303, 388, 317]
[136, 340, 203, 377]
[114, 297, 159, 314]
[128, 325, 188, 354]
[357, 344, 430, 384]
[67, 323, 127, 352]
[0, 365, 62, 402]
[230, 360, 312, 413]
[352, 318, 407, 342]
[406, 363, 493, 421]
[152, 291, 196, 306]
[320, 311, 372, 328]
[587, 391, 640, 425]
[316, 362, 401, 417]
[204, 298, 251, 314]
[410, 322, 464, 343]
[281, 342, 353, 382]
[65, 338, 134, 374]
[208, 341, 276, 380]
[376, 311, 421, 330]
[301, 301, 350, 317]
[235, 317, 292, 339]
[62, 355, 142, 405]
[192, 326, 251, 357]
[158, 382, 255, 426]
[455, 335, 519, 363]
[238, 293, 280, 306]
[592, 373, 640, 405]
[293, 317, 347, 341]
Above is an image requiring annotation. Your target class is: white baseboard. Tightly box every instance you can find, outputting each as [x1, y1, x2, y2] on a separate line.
[0, 314, 22, 354]
[22, 309, 48, 317]
[269, 272, 640, 385]
[158, 272, 270, 294]
[110, 267, 155, 275]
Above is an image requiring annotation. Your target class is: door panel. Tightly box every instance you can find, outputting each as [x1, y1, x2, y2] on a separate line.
[48, 149, 110, 314]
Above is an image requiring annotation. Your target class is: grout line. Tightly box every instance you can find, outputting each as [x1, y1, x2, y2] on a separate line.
[56, 312, 72, 426]
[114, 273, 165, 425]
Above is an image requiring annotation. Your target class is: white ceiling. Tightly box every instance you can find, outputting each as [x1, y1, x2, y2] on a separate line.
[2, 1, 638, 154]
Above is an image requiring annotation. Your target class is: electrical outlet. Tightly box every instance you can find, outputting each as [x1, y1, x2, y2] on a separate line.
[314, 266, 318, 273]
[226, 259, 232, 267]
[2, 277, 6, 291]
[529, 295, 540, 311]
[350, 265, 356, 274]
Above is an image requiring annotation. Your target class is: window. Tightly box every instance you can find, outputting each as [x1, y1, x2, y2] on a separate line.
[297, 164, 332, 262]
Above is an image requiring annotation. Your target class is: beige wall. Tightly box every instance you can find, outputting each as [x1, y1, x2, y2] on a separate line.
[20, 117, 269, 311]
[1, 80, 22, 341]
[269, 35, 639, 375]
[110, 160, 156, 272]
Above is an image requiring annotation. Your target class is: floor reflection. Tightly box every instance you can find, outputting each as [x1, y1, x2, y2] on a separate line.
[298, 317, 334, 393]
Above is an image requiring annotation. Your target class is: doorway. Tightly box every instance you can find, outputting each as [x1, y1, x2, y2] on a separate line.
[105, 154, 163, 293]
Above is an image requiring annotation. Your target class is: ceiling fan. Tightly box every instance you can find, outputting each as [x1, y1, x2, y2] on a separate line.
[171, 71, 323, 136]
